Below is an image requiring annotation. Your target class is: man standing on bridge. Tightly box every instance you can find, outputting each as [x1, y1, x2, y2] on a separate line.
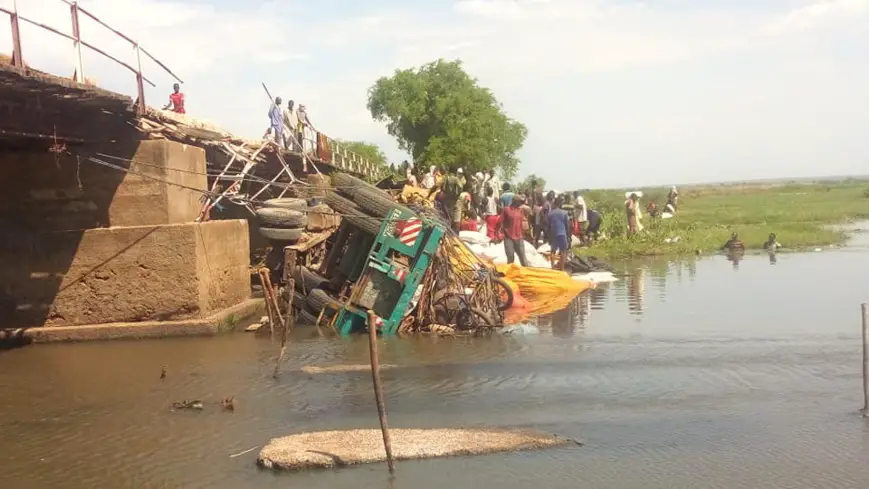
[162, 83, 185, 114]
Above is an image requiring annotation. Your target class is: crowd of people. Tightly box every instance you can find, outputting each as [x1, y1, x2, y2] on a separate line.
[404, 166, 602, 270]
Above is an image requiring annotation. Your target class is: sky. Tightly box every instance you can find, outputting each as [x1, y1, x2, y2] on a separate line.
[2, 0, 867, 188]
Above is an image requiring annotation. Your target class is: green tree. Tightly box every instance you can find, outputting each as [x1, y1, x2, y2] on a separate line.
[517, 174, 546, 196]
[337, 140, 389, 168]
[367, 59, 527, 180]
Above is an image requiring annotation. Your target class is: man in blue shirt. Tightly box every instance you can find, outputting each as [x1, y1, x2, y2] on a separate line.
[500, 182, 515, 208]
[268, 97, 284, 148]
[548, 195, 571, 270]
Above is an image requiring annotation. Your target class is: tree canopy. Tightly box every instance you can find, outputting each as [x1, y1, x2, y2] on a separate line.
[366, 59, 527, 180]
[517, 174, 547, 196]
[336, 140, 389, 169]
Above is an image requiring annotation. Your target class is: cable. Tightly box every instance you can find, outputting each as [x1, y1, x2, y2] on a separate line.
[79, 155, 388, 223]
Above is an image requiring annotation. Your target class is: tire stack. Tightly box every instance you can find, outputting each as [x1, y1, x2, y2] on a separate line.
[256, 198, 308, 245]
[326, 173, 414, 235]
[288, 265, 345, 326]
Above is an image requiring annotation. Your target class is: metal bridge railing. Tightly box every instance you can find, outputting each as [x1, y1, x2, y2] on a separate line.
[0, 0, 182, 114]
[1, 1, 383, 178]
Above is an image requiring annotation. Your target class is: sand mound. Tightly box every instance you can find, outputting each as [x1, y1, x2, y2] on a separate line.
[257, 428, 573, 470]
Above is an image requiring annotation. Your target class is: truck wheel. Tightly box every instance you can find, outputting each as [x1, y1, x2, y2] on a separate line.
[323, 191, 381, 235]
[256, 208, 307, 228]
[306, 289, 342, 318]
[262, 197, 308, 212]
[291, 266, 328, 292]
[334, 173, 409, 218]
[296, 308, 318, 326]
[259, 227, 303, 242]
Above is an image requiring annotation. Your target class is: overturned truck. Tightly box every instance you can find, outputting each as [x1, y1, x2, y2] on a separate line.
[253, 173, 514, 336]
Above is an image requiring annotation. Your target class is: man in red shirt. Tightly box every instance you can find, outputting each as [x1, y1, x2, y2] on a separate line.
[498, 195, 529, 266]
[163, 83, 185, 114]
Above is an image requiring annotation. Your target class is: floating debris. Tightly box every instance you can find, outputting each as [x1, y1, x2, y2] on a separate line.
[301, 364, 398, 375]
[222, 397, 236, 412]
[257, 428, 574, 471]
[171, 400, 204, 411]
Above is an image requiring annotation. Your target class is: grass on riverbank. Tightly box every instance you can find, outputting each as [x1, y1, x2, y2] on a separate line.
[575, 179, 869, 258]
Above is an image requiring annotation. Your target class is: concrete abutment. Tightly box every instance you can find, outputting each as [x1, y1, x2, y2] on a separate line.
[0, 139, 254, 341]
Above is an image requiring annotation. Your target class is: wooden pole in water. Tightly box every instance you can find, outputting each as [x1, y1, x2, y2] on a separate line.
[367, 310, 395, 473]
[273, 279, 295, 379]
[258, 270, 276, 337]
[862, 303, 868, 417]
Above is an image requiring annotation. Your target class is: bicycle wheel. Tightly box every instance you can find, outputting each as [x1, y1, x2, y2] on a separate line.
[491, 277, 514, 311]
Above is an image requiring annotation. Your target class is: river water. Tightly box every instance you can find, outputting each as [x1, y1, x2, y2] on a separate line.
[2, 228, 869, 489]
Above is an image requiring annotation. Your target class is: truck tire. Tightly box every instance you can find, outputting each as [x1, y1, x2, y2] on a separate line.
[291, 266, 328, 292]
[306, 288, 342, 318]
[323, 191, 381, 235]
[256, 207, 307, 228]
[259, 227, 303, 242]
[262, 197, 307, 212]
[296, 308, 318, 326]
[334, 173, 409, 218]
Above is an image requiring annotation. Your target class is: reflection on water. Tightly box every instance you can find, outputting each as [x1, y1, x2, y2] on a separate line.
[3, 241, 869, 489]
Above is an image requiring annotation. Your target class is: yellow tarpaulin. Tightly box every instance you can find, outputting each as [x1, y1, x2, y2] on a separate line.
[496, 263, 592, 320]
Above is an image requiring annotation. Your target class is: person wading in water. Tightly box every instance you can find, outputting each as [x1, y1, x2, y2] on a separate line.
[548, 196, 571, 270]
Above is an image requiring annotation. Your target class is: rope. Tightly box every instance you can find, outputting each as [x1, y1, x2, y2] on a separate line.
[78, 155, 388, 223]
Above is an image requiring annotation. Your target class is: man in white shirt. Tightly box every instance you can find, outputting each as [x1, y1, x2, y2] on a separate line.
[282, 100, 299, 151]
[487, 169, 501, 200]
[573, 191, 588, 223]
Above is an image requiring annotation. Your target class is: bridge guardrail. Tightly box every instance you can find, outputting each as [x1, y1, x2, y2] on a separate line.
[1, 1, 382, 178]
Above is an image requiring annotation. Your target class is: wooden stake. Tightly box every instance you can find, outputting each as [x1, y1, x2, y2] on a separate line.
[862, 303, 868, 416]
[257, 270, 276, 337]
[273, 279, 295, 379]
[367, 310, 395, 473]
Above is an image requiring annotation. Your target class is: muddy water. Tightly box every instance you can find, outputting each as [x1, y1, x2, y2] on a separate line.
[3, 230, 869, 489]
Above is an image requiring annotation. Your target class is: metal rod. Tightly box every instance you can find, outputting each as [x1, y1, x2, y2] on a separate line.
[9, 10, 23, 69]
[64, 1, 183, 83]
[0, 10, 157, 86]
[70, 1, 83, 82]
[862, 303, 868, 416]
[366, 310, 395, 473]
[134, 44, 145, 114]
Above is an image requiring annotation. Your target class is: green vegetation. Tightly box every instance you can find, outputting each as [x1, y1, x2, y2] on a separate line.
[219, 313, 241, 333]
[337, 140, 389, 169]
[516, 174, 546, 196]
[576, 180, 869, 258]
[367, 59, 528, 179]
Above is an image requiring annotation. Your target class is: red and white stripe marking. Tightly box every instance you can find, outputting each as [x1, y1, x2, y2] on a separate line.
[396, 218, 423, 246]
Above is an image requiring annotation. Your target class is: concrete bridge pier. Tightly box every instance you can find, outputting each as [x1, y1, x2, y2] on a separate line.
[0, 139, 256, 343]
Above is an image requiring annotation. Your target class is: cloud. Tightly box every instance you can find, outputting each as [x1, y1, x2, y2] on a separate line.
[2, 0, 868, 187]
[766, 0, 869, 34]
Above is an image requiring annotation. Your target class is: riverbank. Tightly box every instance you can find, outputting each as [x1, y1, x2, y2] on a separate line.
[575, 179, 869, 258]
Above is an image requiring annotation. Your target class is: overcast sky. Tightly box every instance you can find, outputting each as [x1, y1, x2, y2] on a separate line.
[3, 0, 867, 188]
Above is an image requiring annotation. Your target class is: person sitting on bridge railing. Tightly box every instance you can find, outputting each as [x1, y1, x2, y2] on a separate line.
[162, 83, 185, 114]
